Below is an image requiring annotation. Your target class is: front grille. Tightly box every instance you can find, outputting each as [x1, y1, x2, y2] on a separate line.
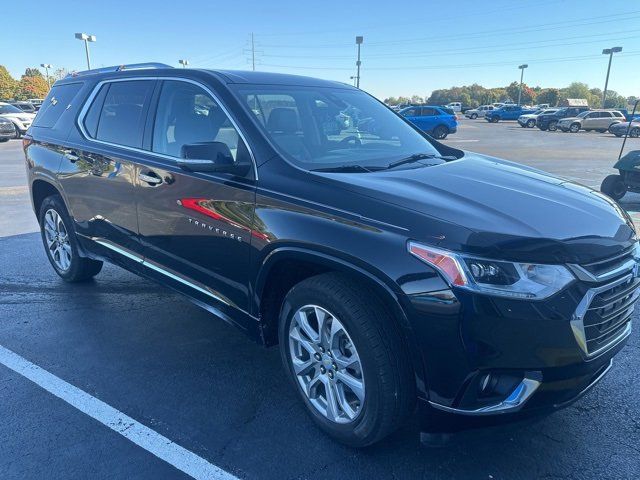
[571, 250, 639, 357]
[583, 276, 639, 354]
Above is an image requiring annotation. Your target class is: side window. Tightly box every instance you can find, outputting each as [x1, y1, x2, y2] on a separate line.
[94, 80, 155, 148]
[82, 84, 109, 138]
[152, 80, 248, 163]
[402, 108, 419, 117]
[601, 112, 612, 118]
[32, 83, 83, 128]
[421, 108, 437, 116]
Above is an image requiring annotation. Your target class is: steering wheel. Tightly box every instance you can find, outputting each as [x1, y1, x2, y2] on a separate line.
[339, 135, 362, 146]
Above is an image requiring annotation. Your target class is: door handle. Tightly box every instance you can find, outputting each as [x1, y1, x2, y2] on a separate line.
[139, 171, 163, 186]
[63, 150, 79, 162]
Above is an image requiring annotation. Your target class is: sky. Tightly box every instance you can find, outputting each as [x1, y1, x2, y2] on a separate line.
[2, 0, 639, 100]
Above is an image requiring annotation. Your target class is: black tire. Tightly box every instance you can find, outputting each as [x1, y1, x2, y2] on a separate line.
[13, 126, 21, 139]
[279, 273, 414, 447]
[614, 133, 623, 137]
[38, 194, 103, 282]
[0, 138, 8, 143]
[432, 125, 449, 139]
[470, 113, 478, 119]
[526, 119, 536, 128]
[548, 120, 558, 132]
[600, 175, 627, 201]
[630, 127, 639, 138]
[490, 116, 499, 123]
[569, 123, 580, 133]
[538, 125, 548, 131]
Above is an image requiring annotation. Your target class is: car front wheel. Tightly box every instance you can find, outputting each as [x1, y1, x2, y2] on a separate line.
[630, 127, 640, 138]
[279, 273, 414, 447]
[39, 195, 103, 282]
[548, 120, 558, 131]
[470, 113, 478, 119]
[526, 119, 536, 128]
[569, 123, 580, 133]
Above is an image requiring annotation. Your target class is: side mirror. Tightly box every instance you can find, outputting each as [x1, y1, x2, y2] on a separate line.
[177, 142, 250, 176]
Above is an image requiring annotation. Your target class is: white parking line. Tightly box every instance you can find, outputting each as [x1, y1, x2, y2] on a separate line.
[0, 345, 239, 480]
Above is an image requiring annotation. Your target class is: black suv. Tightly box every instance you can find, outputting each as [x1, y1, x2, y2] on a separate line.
[24, 64, 638, 447]
[537, 106, 591, 131]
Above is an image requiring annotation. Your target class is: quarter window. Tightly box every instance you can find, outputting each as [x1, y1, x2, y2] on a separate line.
[152, 80, 248, 163]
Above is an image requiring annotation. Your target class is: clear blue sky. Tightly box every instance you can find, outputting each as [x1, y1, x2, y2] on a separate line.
[2, 0, 639, 100]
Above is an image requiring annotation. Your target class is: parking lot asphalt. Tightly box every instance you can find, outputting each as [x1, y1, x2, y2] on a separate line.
[1, 123, 640, 479]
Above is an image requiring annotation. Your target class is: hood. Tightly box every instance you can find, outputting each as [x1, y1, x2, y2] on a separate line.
[559, 116, 580, 123]
[318, 154, 636, 264]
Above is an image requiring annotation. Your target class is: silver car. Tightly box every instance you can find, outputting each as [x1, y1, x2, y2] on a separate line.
[558, 110, 624, 133]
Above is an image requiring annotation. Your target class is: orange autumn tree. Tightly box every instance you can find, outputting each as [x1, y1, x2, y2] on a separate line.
[18, 72, 49, 100]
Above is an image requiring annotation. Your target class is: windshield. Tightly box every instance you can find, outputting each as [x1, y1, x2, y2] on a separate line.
[233, 85, 440, 170]
[0, 104, 22, 114]
[576, 111, 590, 118]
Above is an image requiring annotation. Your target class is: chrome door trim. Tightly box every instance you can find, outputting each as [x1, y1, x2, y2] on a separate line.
[75, 76, 259, 180]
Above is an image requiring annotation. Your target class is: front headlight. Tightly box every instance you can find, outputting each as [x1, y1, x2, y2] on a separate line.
[408, 242, 575, 299]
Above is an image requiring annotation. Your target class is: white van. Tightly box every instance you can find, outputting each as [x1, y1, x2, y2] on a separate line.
[446, 102, 462, 113]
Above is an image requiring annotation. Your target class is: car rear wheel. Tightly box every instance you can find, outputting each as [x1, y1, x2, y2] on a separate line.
[630, 127, 640, 138]
[39, 195, 103, 282]
[569, 123, 580, 133]
[548, 120, 558, 131]
[279, 273, 414, 447]
[432, 125, 449, 139]
[601, 175, 627, 201]
[13, 126, 21, 139]
[526, 119, 536, 128]
[470, 113, 478, 119]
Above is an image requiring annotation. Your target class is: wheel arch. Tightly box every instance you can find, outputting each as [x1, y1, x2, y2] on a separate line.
[31, 178, 63, 216]
[255, 246, 427, 395]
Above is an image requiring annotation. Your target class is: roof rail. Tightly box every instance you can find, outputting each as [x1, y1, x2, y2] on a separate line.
[66, 63, 173, 78]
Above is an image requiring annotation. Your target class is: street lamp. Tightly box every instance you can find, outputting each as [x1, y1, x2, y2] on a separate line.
[602, 47, 622, 108]
[517, 64, 528, 106]
[40, 63, 52, 89]
[349, 76, 357, 87]
[75, 33, 96, 70]
[355, 36, 363, 89]
[179, 59, 189, 68]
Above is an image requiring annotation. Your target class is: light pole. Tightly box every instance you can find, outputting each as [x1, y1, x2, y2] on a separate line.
[602, 47, 622, 108]
[517, 64, 528, 106]
[40, 63, 52, 89]
[75, 33, 96, 70]
[350, 76, 357, 87]
[355, 36, 363, 89]
[179, 59, 189, 68]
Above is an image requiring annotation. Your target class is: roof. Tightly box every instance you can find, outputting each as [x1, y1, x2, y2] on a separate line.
[60, 63, 354, 89]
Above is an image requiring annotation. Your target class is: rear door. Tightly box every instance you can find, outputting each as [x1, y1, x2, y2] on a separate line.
[61, 79, 156, 257]
[420, 107, 438, 131]
[135, 79, 256, 325]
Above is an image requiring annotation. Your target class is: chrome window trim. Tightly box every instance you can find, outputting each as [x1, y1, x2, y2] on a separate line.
[75, 76, 258, 180]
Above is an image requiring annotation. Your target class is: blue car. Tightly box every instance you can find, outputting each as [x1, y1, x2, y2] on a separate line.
[485, 105, 537, 123]
[399, 105, 457, 139]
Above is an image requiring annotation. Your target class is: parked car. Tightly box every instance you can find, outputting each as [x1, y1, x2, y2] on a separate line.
[25, 64, 639, 447]
[558, 110, 624, 133]
[399, 105, 457, 139]
[446, 102, 462, 113]
[0, 117, 15, 142]
[27, 98, 44, 110]
[536, 106, 591, 131]
[533, 103, 550, 109]
[485, 105, 536, 122]
[465, 105, 494, 119]
[610, 120, 640, 138]
[0, 102, 35, 138]
[517, 109, 559, 128]
[11, 101, 37, 114]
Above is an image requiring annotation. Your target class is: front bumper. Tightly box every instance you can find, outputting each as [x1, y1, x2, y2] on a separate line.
[405, 254, 638, 421]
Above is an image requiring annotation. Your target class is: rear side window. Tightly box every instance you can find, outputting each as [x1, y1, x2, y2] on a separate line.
[84, 80, 155, 148]
[32, 83, 83, 128]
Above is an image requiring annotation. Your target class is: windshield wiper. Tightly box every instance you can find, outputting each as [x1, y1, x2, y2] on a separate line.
[385, 153, 439, 170]
[311, 164, 381, 173]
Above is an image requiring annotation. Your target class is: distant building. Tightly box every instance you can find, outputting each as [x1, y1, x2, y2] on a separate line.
[562, 98, 589, 107]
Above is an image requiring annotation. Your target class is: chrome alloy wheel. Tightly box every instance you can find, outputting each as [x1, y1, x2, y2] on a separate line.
[288, 305, 365, 424]
[43, 209, 72, 271]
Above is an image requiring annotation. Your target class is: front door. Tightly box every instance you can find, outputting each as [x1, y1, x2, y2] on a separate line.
[135, 79, 257, 325]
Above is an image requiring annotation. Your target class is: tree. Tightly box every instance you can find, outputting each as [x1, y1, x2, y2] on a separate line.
[536, 88, 560, 106]
[0, 65, 18, 100]
[52, 68, 69, 81]
[410, 95, 424, 104]
[18, 75, 49, 99]
[24, 67, 43, 78]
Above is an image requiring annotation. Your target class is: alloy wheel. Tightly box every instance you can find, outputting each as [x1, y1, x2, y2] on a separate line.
[43, 209, 72, 271]
[288, 304, 365, 424]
